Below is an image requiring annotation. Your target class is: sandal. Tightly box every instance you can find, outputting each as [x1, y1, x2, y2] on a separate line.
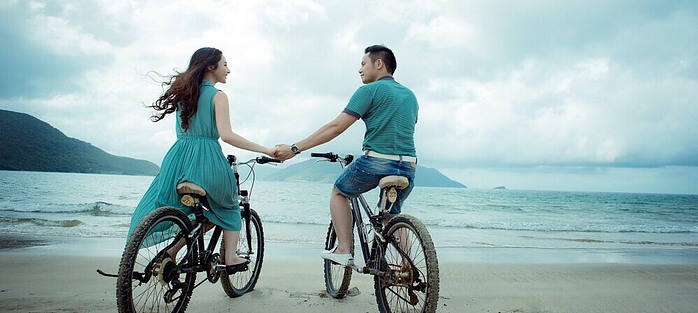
[225, 258, 251, 275]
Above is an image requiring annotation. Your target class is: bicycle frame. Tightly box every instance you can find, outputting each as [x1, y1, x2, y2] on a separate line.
[312, 152, 403, 275]
[313, 152, 439, 312]
[153, 155, 276, 283]
[350, 188, 422, 281]
[177, 204, 225, 278]
[114, 154, 280, 313]
[349, 195, 385, 271]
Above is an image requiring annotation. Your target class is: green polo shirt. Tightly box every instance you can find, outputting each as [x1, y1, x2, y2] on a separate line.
[343, 76, 418, 157]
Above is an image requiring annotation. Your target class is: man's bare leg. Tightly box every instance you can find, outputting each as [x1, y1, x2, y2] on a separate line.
[329, 188, 353, 254]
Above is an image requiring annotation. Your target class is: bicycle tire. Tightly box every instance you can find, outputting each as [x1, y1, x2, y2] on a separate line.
[117, 206, 197, 313]
[374, 214, 440, 313]
[323, 222, 353, 298]
[220, 208, 264, 297]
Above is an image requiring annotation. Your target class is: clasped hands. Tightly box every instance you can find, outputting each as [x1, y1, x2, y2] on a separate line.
[272, 144, 297, 162]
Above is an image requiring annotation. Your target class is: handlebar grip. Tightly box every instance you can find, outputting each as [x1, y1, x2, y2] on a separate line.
[311, 152, 337, 159]
[256, 156, 282, 164]
[310, 152, 340, 162]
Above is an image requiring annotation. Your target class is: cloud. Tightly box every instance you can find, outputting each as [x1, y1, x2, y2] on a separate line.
[418, 54, 698, 168]
[0, 1, 112, 98]
[1, 0, 697, 193]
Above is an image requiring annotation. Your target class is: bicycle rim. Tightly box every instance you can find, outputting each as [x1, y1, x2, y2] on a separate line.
[374, 214, 439, 313]
[220, 208, 264, 297]
[117, 206, 197, 313]
[323, 222, 353, 298]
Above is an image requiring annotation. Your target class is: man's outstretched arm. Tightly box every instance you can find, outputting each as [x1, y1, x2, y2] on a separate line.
[275, 112, 358, 160]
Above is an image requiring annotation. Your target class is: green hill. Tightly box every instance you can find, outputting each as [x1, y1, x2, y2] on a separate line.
[0, 109, 465, 186]
[260, 157, 466, 188]
[0, 109, 159, 175]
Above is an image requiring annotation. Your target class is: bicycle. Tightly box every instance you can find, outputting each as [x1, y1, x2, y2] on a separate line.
[114, 155, 280, 313]
[312, 152, 440, 313]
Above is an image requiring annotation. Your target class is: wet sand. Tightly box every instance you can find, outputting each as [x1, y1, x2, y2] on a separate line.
[0, 235, 696, 312]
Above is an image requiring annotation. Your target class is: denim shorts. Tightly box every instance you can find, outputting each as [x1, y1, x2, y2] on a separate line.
[334, 155, 416, 215]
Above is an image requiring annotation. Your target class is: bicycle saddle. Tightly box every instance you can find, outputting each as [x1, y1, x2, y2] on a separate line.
[177, 182, 206, 207]
[177, 182, 206, 196]
[378, 175, 409, 190]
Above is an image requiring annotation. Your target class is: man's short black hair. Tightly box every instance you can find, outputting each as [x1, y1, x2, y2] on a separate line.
[365, 45, 397, 74]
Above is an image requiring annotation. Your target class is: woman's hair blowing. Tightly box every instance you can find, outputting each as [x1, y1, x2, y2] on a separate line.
[149, 47, 222, 130]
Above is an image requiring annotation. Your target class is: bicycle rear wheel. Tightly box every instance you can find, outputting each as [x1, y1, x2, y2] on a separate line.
[375, 214, 439, 313]
[323, 222, 353, 298]
[117, 206, 197, 313]
[220, 208, 264, 297]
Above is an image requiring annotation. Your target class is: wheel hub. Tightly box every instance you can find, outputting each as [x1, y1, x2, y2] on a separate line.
[157, 257, 177, 285]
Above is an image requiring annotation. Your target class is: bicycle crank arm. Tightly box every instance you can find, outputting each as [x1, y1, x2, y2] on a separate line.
[96, 268, 118, 278]
[351, 264, 364, 273]
[356, 266, 388, 276]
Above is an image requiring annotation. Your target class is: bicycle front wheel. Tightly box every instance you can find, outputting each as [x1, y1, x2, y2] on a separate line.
[220, 207, 264, 297]
[323, 222, 353, 298]
[117, 206, 197, 313]
[375, 214, 439, 313]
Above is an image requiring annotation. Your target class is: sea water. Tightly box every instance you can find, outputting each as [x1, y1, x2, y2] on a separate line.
[1, 170, 696, 264]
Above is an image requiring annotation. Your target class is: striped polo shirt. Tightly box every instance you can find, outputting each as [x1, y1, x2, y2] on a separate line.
[343, 76, 418, 157]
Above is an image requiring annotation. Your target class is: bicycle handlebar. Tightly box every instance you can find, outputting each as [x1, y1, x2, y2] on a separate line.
[310, 152, 339, 161]
[227, 155, 281, 166]
[255, 156, 282, 164]
[311, 152, 354, 166]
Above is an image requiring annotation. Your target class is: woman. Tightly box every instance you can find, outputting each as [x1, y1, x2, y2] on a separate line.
[128, 47, 274, 274]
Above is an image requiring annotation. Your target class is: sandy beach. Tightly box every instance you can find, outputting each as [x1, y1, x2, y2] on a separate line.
[0, 235, 697, 313]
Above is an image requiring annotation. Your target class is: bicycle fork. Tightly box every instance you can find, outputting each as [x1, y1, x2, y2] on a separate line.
[239, 192, 255, 259]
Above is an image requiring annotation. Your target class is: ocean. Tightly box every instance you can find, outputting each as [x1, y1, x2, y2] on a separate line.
[1, 170, 697, 264]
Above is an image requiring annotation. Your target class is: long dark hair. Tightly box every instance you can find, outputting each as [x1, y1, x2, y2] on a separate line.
[149, 47, 223, 130]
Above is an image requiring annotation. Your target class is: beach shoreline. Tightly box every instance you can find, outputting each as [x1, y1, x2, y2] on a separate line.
[1, 235, 697, 313]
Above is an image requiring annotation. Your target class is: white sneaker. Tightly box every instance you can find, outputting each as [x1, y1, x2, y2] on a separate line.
[320, 249, 354, 267]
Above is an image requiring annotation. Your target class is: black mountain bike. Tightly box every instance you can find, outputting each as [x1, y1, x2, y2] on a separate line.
[114, 155, 280, 313]
[312, 152, 440, 313]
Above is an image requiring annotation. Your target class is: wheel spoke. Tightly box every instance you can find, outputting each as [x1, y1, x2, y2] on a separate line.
[220, 208, 265, 297]
[323, 222, 353, 298]
[374, 215, 439, 313]
[117, 207, 197, 313]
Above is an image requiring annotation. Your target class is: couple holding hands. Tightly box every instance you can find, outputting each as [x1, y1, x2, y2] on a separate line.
[128, 45, 418, 274]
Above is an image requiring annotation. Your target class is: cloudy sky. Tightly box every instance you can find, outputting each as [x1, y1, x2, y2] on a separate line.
[1, 0, 697, 194]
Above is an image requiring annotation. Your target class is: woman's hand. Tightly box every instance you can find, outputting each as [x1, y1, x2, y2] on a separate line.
[274, 144, 296, 161]
[265, 147, 278, 159]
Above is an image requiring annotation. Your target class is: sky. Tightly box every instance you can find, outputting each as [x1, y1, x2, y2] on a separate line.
[1, 0, 697, 194]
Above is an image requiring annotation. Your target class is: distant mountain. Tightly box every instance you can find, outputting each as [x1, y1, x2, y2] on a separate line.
[259, 158, 466, 188]
[0, 109, 159, 175]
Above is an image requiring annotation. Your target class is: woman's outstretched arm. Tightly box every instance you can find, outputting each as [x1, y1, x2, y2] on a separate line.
[214, 91, 274, 157]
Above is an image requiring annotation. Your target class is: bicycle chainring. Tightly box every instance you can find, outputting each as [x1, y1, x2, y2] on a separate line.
[207, 253, 222, 283]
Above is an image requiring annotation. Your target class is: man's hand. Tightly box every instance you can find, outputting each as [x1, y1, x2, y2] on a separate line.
[274, 144, 296, 161]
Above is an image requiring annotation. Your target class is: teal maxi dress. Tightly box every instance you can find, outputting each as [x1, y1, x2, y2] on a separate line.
[127, 81, 240, 243]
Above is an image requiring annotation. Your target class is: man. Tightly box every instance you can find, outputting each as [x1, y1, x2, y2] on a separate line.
[275, 45, 418, 266]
